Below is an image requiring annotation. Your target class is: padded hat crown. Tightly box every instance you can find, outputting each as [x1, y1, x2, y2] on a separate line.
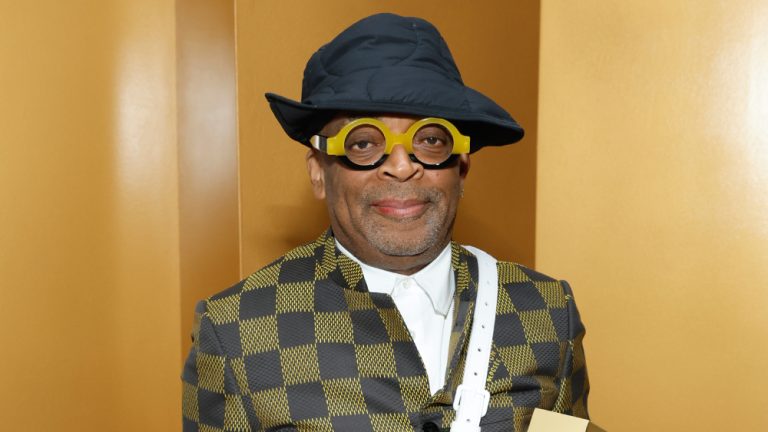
[265, 13, 524, 150]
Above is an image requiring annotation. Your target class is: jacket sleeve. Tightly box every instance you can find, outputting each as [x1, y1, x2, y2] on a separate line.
[181, 300, 252, 431]
[552, 280, 590, 419]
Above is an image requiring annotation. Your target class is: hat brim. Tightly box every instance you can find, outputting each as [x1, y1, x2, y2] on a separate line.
[265, 92, 524, 152]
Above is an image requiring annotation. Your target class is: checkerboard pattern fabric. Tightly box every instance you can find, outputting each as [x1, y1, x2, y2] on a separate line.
[182, 231, 589, 431]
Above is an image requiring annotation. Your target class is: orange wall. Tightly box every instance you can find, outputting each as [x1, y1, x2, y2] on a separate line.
[12, 2, 761, 430]
[236, 1, 541, 275]
[177, 0, 241, 362]
[537, 1, 768, 430]
[0, 1, 181, 430]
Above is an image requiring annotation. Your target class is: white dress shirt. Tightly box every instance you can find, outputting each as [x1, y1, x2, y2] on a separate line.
[336, 240, 455, 395]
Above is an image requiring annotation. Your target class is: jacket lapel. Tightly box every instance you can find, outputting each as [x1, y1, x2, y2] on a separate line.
[316, 230, 481, 409]
[431, 242, 479, 405]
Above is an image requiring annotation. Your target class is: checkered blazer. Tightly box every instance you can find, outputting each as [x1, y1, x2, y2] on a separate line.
[182, 231, 589, 431]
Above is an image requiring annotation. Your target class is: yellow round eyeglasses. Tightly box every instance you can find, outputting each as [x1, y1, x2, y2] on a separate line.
[310, 117, 470, 170]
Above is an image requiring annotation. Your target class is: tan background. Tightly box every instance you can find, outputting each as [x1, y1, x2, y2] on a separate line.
[537, 1, 768, 431]
[0, 1, 182, 430]
[2, 0, 767, 431]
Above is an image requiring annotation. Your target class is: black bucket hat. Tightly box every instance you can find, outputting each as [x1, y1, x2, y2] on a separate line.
[265, 13, 524, 152]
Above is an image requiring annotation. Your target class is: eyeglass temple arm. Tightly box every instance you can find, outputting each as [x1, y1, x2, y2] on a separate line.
[309, 135, 328, 153]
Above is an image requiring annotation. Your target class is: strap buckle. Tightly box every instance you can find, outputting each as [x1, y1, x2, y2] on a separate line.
[453, 384, 491, 416]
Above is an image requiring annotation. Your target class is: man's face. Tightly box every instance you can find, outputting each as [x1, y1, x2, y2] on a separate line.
[306, 114, 470, 274]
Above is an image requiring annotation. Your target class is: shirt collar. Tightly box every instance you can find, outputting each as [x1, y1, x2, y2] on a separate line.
[335, 240, 454, 316]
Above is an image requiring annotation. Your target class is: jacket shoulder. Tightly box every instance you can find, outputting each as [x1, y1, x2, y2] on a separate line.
[200, 237, 326, 326]
[495, 261, 575, 329]
[497, 261, 560, 284]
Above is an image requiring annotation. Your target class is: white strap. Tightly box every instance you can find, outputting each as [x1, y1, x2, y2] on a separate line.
[451, 246, 498, 432]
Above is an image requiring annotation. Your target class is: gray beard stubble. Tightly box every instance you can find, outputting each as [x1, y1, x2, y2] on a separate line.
[358, 184, 457, 257]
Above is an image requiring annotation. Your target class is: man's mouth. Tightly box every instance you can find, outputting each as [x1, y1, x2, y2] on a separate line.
[370, 199, 428, 219]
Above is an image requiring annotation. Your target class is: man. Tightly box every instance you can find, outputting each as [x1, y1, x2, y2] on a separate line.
[182, 13, 589, 432]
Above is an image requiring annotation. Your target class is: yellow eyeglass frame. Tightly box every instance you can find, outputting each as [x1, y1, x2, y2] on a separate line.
[310, 117, 470, 169]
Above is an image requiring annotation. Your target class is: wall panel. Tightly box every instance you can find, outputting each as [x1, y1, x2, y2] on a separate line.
[0, 1, 180, 430]
[538, 1, 768, 430]
[177, 0, 240, 362]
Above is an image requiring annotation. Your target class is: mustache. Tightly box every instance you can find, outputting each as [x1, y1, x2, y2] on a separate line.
[360, 185, 445, 204]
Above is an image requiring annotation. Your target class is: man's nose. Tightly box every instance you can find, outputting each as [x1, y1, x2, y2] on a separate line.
[378, 144, 423, 181]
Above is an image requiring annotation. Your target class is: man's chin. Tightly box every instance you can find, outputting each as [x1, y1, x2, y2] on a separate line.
[356, 209, 451, 258]
[366, 230, 441, 257]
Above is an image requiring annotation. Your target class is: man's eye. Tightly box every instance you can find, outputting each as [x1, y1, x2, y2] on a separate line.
[351, 140, 373, 150]
[418, 136, 448, 147]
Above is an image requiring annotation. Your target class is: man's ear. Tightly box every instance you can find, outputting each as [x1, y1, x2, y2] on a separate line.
[306, 148, 326, 200]
[459, 153, 470, 181]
